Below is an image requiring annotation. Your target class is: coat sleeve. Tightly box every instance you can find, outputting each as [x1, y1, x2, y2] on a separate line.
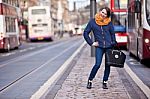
[83, 19, 93, 46]
[109, 22, 117, 45]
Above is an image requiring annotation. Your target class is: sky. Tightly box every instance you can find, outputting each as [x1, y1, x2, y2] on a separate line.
[68, 0, 99, 11]
[68, 0, 108, 11]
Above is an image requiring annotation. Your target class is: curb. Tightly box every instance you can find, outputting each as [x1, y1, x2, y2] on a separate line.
[124, 62, 150, 99]
[30, 41, 86, 99]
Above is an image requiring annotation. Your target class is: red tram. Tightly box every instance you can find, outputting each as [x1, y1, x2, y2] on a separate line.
[127, 0, 150, 62]
[0, 0, 20, 51]
[110, 0, 128, 48]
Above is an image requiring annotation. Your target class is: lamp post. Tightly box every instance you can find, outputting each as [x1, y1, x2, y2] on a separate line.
[90, 0, 96, 57]
[57, 0, 64, 38]
[21, 1, 25, 20]
[21, 0, 29, 40]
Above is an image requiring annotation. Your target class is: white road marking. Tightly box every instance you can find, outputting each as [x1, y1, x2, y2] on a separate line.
[0, 41, 69, 68]
[0, 40, 83, 93]
[28, 47, 35, 50]
[30, 41, 86, 99]
[129, 62, 141, 65]
[124, 63, 150, 99]
[1, 52, 15, 56]
[19, 49, 28, 52]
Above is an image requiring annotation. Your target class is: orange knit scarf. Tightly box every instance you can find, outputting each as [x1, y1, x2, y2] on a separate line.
[95, 13, 111, 26]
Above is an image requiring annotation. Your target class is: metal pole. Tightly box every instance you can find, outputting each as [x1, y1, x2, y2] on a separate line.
[90, 0, 97, 57]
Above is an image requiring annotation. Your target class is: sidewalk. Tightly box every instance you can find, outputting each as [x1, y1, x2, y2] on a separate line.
[44, 45, 145, 99]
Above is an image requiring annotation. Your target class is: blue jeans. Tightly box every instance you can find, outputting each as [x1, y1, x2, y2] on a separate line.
[88, 47, 110, 81]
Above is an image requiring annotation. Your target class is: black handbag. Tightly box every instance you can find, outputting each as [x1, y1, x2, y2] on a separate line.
[105, 49, 126, 68]
[101, 26, 126, 67]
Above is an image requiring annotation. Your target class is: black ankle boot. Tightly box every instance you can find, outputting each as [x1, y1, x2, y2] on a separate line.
[87, 80, 92, 89]
[102, 81, 108, 89]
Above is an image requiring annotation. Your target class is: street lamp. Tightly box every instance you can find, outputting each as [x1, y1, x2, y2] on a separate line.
[57, 0, 64, 38]
[21, 1, 25, 20]
[20, 0, 29, 40]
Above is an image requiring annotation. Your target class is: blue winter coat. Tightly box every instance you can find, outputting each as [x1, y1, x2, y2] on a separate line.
[83, 19, 116, 48]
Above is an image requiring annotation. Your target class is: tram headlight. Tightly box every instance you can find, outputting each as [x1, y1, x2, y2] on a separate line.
[145, 38, 149, 43]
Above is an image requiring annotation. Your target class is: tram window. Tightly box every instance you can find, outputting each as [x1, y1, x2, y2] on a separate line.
[8, 0, 10, 4]
[11, 18, 13, 32]
[10, 18, 16, 32]
[146, 13, 150, 25]
[146, 0, 150, 25]
[5, 17, 8, 32]
[134, 1, 141, 13]
[2, 0, 7, 3]
[8, 18, 11, 32]
[15, 0, 19, 7]
[5, 17, 10, 32]
[11, 0, 15, 6]
[128, 12, 136, 28]
[31, 9, 46, 15]
[133, 14, 135, 28]
[13, 18, 16, 32]
[114, 0, 127, 9]
[5, 17, 16, 32]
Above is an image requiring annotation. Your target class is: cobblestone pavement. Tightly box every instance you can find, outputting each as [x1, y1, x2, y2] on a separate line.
[42, 46, 147, 99]
[53, 46, 132, 99]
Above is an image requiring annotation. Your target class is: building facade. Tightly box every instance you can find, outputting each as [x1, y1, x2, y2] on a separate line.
[19, 0, 69, 33]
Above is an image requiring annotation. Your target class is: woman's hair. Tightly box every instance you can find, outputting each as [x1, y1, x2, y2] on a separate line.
[99, 7, 111, 18]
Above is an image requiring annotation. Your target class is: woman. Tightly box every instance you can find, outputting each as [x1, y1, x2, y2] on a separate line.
[83, 7, 117, 89]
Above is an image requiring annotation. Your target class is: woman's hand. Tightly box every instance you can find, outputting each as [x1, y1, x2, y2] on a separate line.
[92, 41, 99, 47]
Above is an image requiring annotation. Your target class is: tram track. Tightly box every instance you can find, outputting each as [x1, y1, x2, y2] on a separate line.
[0, 42, 65, 68]
[0, 37, 83, 93]
[0, 68, 36, 92]
[0, 37, 78, 67]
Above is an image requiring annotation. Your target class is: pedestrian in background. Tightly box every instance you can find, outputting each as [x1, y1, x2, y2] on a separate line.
[83, 7, 117, 89]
